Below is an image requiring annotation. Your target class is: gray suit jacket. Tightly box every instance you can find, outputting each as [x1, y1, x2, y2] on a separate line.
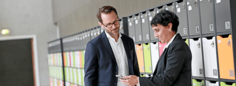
[139, 34, 192, 86]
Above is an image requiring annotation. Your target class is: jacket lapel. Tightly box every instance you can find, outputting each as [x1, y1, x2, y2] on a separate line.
[101, 31, 117, 64]
[121, 34, 133, 74]
[121, 34, 132, 58]
[154, 48, 168, 74]
[153, 34, 182, 74]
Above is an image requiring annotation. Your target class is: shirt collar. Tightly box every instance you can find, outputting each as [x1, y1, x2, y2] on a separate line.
[163, 33, 177, 51]
[105, 30, 122, 42]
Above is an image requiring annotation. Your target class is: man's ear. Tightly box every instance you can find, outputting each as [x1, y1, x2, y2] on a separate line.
[168, 23, 173, 31]
[98, 22, 105, 28]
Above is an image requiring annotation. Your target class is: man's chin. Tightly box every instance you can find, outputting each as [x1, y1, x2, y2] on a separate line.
[107, 31, 119, 36]
[111, 31, 119, 35]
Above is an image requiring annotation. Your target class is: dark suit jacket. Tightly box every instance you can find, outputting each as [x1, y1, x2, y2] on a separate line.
[84, 31, 140, 86]
[139, 34, 192, 86]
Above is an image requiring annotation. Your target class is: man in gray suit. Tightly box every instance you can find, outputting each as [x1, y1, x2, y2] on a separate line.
[120, 10, 192, 86]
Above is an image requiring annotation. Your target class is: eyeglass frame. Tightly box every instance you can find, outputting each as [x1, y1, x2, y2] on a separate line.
[102, 19, 120, 28]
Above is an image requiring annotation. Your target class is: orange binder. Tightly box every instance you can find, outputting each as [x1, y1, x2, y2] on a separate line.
[63, 52, 67, 66]
[217, 34, 235, 80]
[136, 44, 145, 73]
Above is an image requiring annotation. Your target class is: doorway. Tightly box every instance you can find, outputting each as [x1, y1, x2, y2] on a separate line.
[0, 35, 39, 86]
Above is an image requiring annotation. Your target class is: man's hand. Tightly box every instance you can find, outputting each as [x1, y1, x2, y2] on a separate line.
[120, 75, 139, 86]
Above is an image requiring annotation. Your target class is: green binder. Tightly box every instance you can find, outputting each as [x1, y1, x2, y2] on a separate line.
[143, 43, 152, 73]
[82, 51, 85, 68]
[221, 82, 235, 86]
[192, 79, 204, 86]
[72, 68, 74, 84]
[185, 39, 189, 45]
[73, 52, 76, 67]
[140, 74, 145, 77]
[64, 67, 67, 81]
[81, 69, 84, 86]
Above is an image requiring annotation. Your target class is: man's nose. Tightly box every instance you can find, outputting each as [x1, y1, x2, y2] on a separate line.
[154, 33, 158, 38]
[112, 24, 118, 29]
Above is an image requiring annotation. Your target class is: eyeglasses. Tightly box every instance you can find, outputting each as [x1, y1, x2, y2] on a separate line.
[103, 20, 120, 28]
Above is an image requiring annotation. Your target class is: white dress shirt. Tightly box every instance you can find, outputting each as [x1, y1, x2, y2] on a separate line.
[137, 33, 177, 86]
[105, 31, 129, 86]
[163, 33, 177, 51]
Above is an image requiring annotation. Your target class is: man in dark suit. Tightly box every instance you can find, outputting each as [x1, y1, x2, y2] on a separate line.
[84, 6, 140, 86]
[120, 10, 192, 86]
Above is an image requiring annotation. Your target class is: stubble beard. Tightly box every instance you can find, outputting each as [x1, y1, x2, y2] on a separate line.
[107, 27, 119, 36]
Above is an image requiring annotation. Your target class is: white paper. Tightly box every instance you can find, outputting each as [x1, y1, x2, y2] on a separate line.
[54, 78, 58, 86]
[78, 69, 81, 85]
[129, 22, 132, 26]
[83, 70, 85, 85]
[67, 68, 69, 81]
[139, 35, 142, 41]
[74, 52, 77, 68]
[135, 20, 138, 24]
[142, 19, 145, 23]
[149, 17, 152, 21]
[188, 6, 192, 11]
[216, 0, 221, 3]
[70, 52, 74, 67]
[177, 8, 181, 13]
[70, 68, 73, 82]
[225, 21, 230, 29]
[74, 69, 77, 84]
[94, 32, 96, 36]
[146, 34, 149, 40]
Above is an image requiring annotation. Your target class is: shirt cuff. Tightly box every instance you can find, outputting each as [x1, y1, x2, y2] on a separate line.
[136, 77, 140, 86]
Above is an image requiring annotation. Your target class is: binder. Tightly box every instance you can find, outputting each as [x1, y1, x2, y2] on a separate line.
[143, 43, 152, 73]
[151, 42, 159, 72]
[192, 79, 204, 86]
[220, 82, 235, 86]
[202, 37, 218, 78]
[190, 38, 203, 77]
[136, 44, 145, 73]
[217, 34, 235, 80]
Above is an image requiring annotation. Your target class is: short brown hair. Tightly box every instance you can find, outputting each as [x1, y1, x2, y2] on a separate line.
[96, 6, 118, 23]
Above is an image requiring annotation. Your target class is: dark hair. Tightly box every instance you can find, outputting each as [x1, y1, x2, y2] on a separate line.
[97, 6, 118, 23]
[151, 10, 179, 32]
